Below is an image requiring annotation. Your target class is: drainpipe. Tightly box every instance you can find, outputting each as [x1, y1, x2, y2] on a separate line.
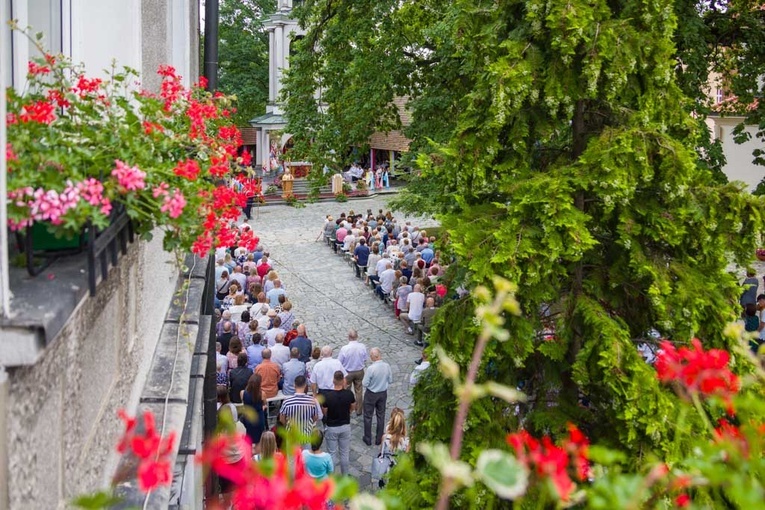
[203, 0, 219, 91]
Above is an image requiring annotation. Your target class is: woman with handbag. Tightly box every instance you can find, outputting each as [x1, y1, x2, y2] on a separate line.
[216, 270, 232, 301]
[372, 407, 410, 487]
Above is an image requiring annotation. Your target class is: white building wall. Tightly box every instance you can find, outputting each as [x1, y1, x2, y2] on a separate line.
[69, 0, 142, 78]
[0, 1, 199, 508]
[708, 117, 765, 191]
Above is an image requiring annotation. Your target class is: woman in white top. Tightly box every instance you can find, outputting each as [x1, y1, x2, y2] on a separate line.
[378, 407, 409, 488]
[365, 244, 382, 285]
[383, 407, 410, 454]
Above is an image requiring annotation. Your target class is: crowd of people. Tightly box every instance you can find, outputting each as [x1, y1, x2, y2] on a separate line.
[322, 208, 448, 352]
[211, 213, 437, 499]
[342, 163, 391, 190]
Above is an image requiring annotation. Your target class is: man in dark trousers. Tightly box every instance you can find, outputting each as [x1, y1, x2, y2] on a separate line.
[362, 347, 393, 445]
[321, 371, 356, 475]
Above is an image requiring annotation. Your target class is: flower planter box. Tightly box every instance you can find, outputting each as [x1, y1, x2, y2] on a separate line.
[15, 223, 87, 276]
[29, 222, 85, 251]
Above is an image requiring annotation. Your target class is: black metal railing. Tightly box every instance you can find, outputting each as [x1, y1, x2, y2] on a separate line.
[86, 209, 134, 296]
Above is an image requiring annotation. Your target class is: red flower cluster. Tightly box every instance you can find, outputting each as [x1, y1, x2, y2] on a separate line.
[28, 61, 50, 75]
[74, 76, 103, 97]
[142, 121, 165, 135]
[196, 434, 334, 509]
[186, 99, 219, 139]
[506, 424, 590, 501]
[117, 409, 176, 492]
[656, 339, 740, 401]
[46, 89, 71, 108]
[173, 159, 201, 180]
[18, 100, 56, 124]
[239, 227, 260, 252]
[158, 65, 186, 111]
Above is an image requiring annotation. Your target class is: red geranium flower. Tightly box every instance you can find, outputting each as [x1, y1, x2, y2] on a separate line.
[656, 338, 739, 402]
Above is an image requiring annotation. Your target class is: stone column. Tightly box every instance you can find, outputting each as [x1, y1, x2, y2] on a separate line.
[263, 131, 271, 172]
[275, 24, 284, 100]
[255, 129, 264, 171]
[268, 29, 276, 104]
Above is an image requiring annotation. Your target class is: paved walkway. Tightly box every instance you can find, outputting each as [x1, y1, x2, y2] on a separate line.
[249, 196, 437, 487]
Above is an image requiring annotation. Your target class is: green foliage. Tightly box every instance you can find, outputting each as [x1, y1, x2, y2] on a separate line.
[71, 491, 121, 509]
[290, 0, 765, 507]
[217, 0, 275, 125]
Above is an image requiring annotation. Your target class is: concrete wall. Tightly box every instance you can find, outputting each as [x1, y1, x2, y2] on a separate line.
[4, 235, 177, 508]
[142, 0, 199, 93]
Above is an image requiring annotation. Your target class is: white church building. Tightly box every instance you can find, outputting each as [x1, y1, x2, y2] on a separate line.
[249, 0, 304, 171]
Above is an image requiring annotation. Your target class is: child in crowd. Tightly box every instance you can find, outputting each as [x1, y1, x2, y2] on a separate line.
[301, 430, 334, 481]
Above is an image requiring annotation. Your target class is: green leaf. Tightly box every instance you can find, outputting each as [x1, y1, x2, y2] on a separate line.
[587, 445, 627, 466]
[474, 449, 529, 500]
[483, 381, 527, 404]
[332, 475, 359, 502]
[71, 491, 122, 509]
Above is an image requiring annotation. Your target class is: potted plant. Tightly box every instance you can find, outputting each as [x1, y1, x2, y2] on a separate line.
[6, 29, 255, 264]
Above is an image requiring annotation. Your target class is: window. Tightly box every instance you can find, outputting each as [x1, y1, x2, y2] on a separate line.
[716, 88, 724, 104]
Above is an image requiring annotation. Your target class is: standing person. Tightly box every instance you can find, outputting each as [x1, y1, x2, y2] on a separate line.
[305, 346, 322, 381]
[282, 348, 307, 396]
[246, 334, 265, 370]
[255, 349, 282, 399]
[217, 322, 235, 355]
[270, 332, 291, 368]
[757, 294, 765, 350]
[741, 269, 759, 315]
[241, 374, 267, 453]
[279, 375, 322, 441]
[216, 270, 232, 301]
[310, 346, 347, 396]
[289, 324, 313, 363]
[226, 338, 245, 376]
[216, 386, 248, 495]
[338, 329, 368, 416]
[362, 348, 393, 446]
[255, 431, 284, 463]
[215, 342, 229, 374]
[322, 371, 356, 475]
[377, 407, 411, 488]
[266, 280, 287, 308]
[229, 353, 253, 404]
[301, 430, 334, 481]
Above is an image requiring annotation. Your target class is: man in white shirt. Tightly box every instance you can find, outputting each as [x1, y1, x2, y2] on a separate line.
[310, 346, 347, 396]
[342, 231, 356, 252]
[216, 342, 229, 373]
[338, 329, 368, 416]
[266, 280, 287, 308]
[401, 284, 426, 335]
[375, 254, 390, 277]
[265, 314, 283, 346]
[410, 349, 431, 385]
[375, 263, 396, 300]
[271, 332, 291, 368]
[253, 305, 271, 335]
[230, 265, 247, 290]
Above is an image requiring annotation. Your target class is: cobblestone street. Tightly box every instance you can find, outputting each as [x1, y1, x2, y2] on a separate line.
[249, 196, 437, 488]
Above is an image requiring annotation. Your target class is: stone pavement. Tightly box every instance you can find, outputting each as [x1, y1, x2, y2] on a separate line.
[249, 196, 438, 488]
